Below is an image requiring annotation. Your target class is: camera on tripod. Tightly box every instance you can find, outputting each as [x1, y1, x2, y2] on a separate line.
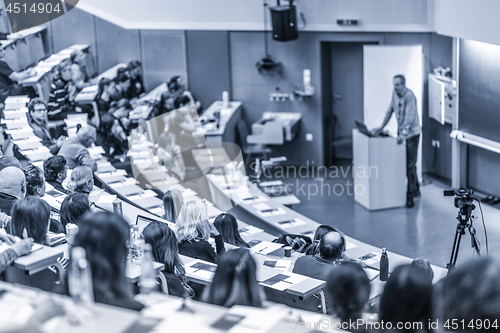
[444, 189, 475, 210]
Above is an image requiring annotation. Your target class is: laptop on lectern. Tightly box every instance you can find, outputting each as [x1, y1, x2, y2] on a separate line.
[354, 120, 375, 137]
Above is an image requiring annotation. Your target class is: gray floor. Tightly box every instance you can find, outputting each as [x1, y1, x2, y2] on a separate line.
[275, 166, 500, 270]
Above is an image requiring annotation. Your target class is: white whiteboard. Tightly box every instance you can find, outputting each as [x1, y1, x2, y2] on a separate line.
[363, 45, 423, 183]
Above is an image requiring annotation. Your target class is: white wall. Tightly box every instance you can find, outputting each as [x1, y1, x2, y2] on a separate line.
[435, 0, 500, 46]
[77, 0, 434, 32]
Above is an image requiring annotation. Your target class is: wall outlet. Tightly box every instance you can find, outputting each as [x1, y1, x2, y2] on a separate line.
[432, 140, 440, 148]
[306, 133, 313, 141]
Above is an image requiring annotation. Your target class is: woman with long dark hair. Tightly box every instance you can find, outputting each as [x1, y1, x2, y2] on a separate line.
[203, 248, 263, 308]
[213, 213, 249, 248]
[10, 197, 51, 245]
[59, 192, 92, 233]
[162, 189, 183, 223]
[379, 264, 433, 333]
[71, 212, 143, 311]
[142, 221, 192, 297]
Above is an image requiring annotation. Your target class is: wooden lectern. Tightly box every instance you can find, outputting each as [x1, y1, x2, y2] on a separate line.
[352, 129, 406, 210]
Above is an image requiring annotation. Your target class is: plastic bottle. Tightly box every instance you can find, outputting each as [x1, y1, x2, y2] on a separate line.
[140, 243, 158, 294]
[380, 248, 389, 281]
[130, 225, 145, 266]
[254, 158, 262, 183]
[68, 247, 94, 307]
[113, 199, 123, 217]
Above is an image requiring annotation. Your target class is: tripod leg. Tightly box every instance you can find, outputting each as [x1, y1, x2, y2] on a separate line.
[469, 226, 481, 256]
[448, 229, 460, 273]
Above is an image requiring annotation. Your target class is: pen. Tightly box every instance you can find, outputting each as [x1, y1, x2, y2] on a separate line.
[259, 247, 268, 252]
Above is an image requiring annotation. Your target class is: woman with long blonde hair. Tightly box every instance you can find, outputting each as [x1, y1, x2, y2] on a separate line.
[176, 201, 225, 263]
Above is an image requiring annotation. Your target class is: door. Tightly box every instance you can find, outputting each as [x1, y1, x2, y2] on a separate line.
[363, 45, 423, 182]
[330, 43, 365, 160]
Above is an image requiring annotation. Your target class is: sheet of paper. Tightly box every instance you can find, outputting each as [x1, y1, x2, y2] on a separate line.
[185, 260, 217, 281]
[360, 252, 381, 267]
[211, 305, 288, 333]
[257, 207, 287, 217]
[260, 272, 307, 291]
[263, 259, 291, 271]
[249, 241, 283, 255]
[238, 226, 263, 237]
[252, 203, 270, 211]
[275, 218, 306, 229]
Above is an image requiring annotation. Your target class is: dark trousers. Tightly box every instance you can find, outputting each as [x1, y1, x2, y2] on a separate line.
[406, 134, 420, 197]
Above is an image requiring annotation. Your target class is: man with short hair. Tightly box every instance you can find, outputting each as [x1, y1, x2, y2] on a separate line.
[373, 74, 421, 208]
[43, 155, 69, 194]
[292, 231, 346, 280]
[58, 125, 97, 171]
[0, 166, 26, 216]
[0, 156, 22, 171]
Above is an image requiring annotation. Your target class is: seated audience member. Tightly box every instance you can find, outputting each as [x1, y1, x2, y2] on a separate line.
[10, 197, 51, 245]
[23, 165, 45, 197]
[99, 99, 132, 157]
[43, 155, 69, 194]
[28, 98, 66, 154]
[326, 261, 371, 330]
[47, 59, 73, 121]
[143, 222, 193, 298]
[114, 71, 132, 100]
[434, 257, 500, 332]
[203, 248, 263, 308]
[162, 189, 184, 223]
[71, 211, 144, 311]
[58, 125, 97, 171]
[151, 91, 174, 118]
[411, 258, 434, 283]
[214, 213, 249, 248]
[292, 231, 346, 280]
[95, 78, 118, 116]
[0, 232, 33, 273]
[0, 127, 23, 160]
[0, 166, 26, 217]
[59, 193, 92, 234]
[127, 60, 145, 99]
[69, 50, 92, 93]
[305, 225, 337, 256]
[176, 201, 225, 263]
[167, 75, 202, 114]
[0, 156, 22, 170]
[0, 47, 36, 103]
[379, 264, 433, 333]
[67, 166, 94, 195]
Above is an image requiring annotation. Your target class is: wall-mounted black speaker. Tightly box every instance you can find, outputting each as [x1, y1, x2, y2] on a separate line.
[270, 5, 298, 42]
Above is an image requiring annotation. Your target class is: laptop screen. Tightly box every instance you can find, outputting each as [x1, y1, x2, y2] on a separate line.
[136, 215, 157, 234]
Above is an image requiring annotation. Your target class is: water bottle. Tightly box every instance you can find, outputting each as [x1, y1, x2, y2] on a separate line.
[68, 247, 94, 307]
[254, 158, 262, 183]
[130, 225, 145, 266]
[140, 243, 158, 294]
[380, 248, 389, 281]
[113, 199, 123, 217]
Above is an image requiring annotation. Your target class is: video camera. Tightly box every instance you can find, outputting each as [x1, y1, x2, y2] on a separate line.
[444, 189, 475, 208]
[444, 189, 476, 224]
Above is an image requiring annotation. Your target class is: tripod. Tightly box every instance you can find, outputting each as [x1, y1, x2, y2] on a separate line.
[447, 202, 481, 273]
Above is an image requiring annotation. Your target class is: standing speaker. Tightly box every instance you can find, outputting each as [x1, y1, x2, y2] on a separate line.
[270, 5, 298, 42]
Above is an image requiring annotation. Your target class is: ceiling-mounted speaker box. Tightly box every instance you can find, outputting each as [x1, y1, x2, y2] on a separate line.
[270, 5, 298, 42]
